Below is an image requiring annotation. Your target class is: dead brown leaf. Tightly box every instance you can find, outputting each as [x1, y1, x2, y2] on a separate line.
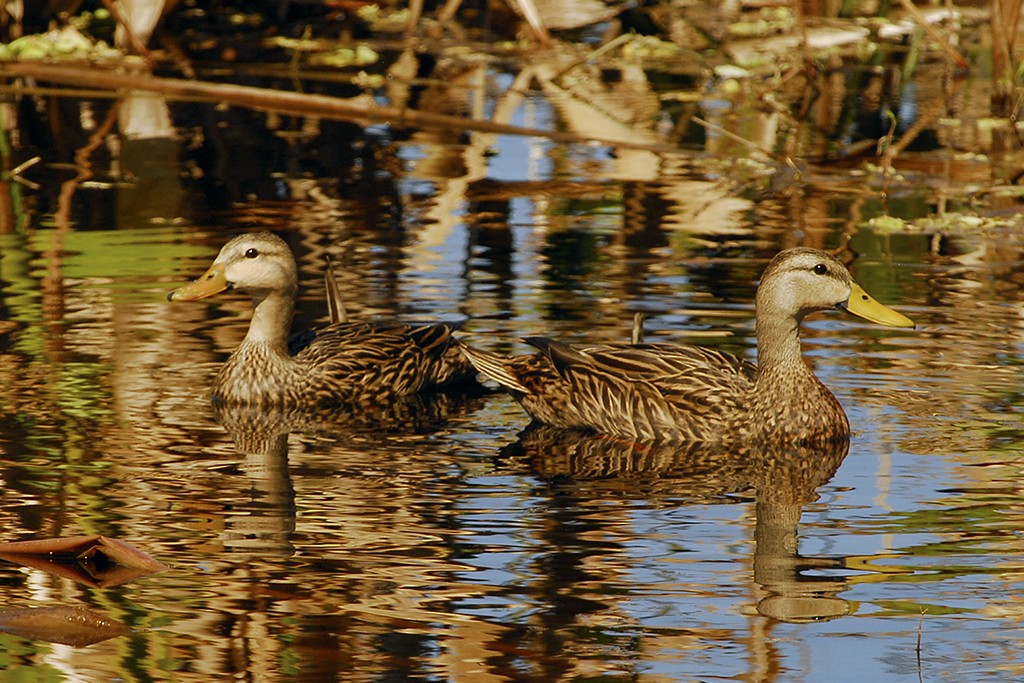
[0, 535, 167, 588]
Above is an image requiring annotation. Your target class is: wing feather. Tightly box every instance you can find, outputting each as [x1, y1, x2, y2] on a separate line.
[463, 337, 758, 441]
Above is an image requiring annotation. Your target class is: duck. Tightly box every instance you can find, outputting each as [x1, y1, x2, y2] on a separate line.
[458, 247, 914, 444]
[168, 231, 476, 407]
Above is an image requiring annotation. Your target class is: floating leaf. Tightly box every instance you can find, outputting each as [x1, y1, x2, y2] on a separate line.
[0, 606, 130, 647]
[0, 535, 167, 587]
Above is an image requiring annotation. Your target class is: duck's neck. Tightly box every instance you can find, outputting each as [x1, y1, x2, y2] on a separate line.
[753, 312, 806, 379]
[214, 288, 300, 405]
[752, 306, 848, 440]
[243, 288, 295, 354]
[753, 302, 833, 408]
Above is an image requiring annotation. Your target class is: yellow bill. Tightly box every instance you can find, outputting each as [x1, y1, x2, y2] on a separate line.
[167, 263, 230, 302]
[843, 282, 915, 328]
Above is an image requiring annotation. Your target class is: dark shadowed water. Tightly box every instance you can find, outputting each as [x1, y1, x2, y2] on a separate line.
[2, 39, 1024, 683]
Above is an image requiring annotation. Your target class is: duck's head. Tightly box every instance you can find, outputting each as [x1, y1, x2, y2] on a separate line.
[756, 248, 914, 328]
[168, 232, 298, 302]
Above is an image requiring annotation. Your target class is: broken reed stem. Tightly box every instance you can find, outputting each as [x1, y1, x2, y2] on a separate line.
[4, 155, 41, 189]
[792, 0, 815, 75]
[405, 0, 425, 37]
[993, 0, 1024, 73]
[631, 312, 645, 344]
[0, 62, 676, 153]
[876, 109, 898, 213]
[916, 608, 926, 683]
[508, 0, 552, 46]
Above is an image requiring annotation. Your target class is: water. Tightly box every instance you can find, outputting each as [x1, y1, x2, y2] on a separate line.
[3, 47, 1024, 683]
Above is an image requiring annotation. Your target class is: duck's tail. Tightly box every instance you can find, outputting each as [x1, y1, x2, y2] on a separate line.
[456, 339, 531, 394]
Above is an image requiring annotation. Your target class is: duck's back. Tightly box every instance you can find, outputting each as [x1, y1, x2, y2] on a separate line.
[213, 321, 474, 407]
[293, 321, 476, 403]
[505, 338, 758, 442]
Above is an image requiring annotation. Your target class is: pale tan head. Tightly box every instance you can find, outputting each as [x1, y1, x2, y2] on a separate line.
[168, 231, 298, 303]
[756, 247, 914, 328]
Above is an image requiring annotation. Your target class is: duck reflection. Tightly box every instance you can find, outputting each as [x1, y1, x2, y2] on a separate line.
[211, 390, 487, 558]
[212, 403, 298, 558]
[499, 426, 852, 624]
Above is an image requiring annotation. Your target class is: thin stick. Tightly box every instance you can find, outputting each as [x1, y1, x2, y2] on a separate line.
[896, 0, 968, 70]
[690, 116, 776, 162]
[4, 155, 41, 189]
[55, 102, 120, 230]
[509, 0, 551, 46]
[916, 608, 927, 683]
[405, 0, 424, 38]
[437, 0, 463, 23]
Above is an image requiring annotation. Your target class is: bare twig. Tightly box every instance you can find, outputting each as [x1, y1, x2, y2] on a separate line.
[4, 155, 41, 190]
[992, 0, 1024, 115]
[288, 25, 312, 74]
[437, 0, 463, 23]
[508, 0, 551, 46]
[406, 0, 424, 37]
[435, 0, 549, 44]
[550, 32, 635, 83]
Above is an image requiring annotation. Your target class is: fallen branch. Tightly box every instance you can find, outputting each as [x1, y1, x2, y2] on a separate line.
[0, 61, 676, 152]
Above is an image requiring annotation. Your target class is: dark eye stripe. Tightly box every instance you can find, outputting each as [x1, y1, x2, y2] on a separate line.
[245, 248, 259, 258]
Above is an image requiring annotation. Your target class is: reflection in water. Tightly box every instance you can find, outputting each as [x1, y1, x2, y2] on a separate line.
[213, 404, 297, 557]
[0, 534, 166, 589]
[161, 398, 858, 679]
[2, 225, 1024, 679]
[211, 389, 492, 558]
[501, 426, 851, 626]
[3, 198, 1023, 681]
[0, 606, 130, 647]
[4, 212, 1022, 679]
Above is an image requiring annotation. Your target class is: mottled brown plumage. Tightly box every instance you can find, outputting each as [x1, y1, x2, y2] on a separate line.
[459, 248, 914, 444]
[169, 231, 475, 407]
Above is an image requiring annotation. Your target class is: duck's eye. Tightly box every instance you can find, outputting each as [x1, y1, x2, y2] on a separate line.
[244, 248, 259, 259]
[813, 263, 828, 275]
